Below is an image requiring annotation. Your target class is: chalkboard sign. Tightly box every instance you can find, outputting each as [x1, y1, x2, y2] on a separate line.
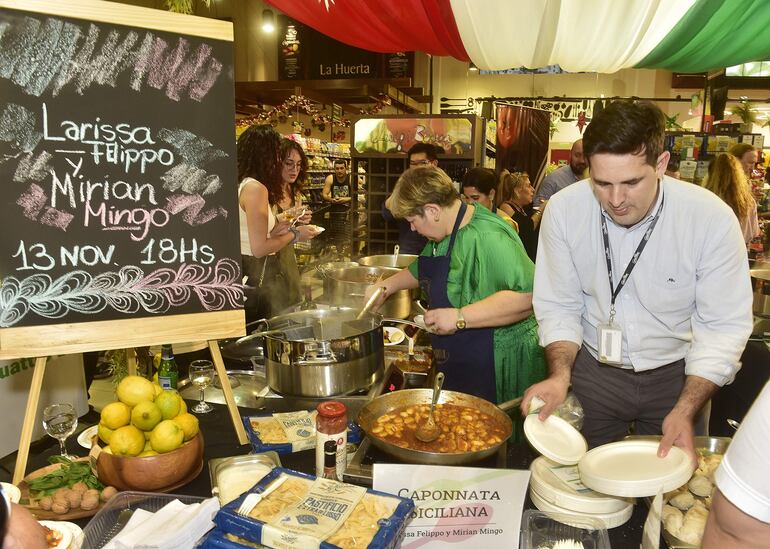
[0, 0, 244, 358]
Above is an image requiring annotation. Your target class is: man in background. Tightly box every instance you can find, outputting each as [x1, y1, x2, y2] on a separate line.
[381, 143, 438, 254]
[534, 139, 586, 206]
[322, 159, 353, 253]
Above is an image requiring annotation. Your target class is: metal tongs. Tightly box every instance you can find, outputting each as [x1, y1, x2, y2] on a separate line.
[357, 285, 385, 320]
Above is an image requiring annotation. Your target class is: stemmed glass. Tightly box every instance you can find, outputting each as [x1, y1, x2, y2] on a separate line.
[42, 403, 78, 458]
[189, 360, 214, 414]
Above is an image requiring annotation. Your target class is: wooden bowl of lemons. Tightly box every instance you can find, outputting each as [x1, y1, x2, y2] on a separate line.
[92, 432, 204, 492]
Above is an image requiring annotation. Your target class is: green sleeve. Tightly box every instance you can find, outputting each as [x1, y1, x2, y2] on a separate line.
[448, 227, 535, 307]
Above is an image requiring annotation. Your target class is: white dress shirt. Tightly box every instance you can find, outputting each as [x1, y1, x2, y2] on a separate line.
[533, 176, 753, 386]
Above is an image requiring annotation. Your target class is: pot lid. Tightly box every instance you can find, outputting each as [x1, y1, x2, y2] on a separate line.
[524, 413, 587, 465]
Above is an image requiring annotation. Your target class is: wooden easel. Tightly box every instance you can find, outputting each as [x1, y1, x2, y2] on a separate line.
[3, 310, 248, 485]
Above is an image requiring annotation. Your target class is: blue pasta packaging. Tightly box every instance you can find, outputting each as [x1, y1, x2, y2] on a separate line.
[242, 411, 361, 455]
[207, 467, 414, 549]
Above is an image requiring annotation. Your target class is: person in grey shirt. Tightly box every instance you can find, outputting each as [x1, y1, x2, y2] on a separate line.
[533, 139, 586, 206]
[521, 101, 753, 464]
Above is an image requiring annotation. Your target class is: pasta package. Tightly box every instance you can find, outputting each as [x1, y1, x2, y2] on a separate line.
[242, 412, 362, 455]
[205, 468, 414, 549]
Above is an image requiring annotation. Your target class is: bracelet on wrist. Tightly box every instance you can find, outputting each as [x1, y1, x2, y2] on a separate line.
[289, 227, 299, 243]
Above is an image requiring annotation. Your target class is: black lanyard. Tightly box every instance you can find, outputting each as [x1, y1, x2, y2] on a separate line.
[601, 187, 664, 322]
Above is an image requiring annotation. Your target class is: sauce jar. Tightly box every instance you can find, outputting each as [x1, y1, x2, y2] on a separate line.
[315, 401, 347, 480]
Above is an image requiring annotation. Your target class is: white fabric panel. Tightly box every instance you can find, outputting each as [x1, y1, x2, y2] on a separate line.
[450, 0, 695, 73]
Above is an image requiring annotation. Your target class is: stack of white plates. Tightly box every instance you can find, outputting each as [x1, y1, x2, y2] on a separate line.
[528, 456, 634, 529]
[578, 440, 693, 498]
[524, 413, 694, 529]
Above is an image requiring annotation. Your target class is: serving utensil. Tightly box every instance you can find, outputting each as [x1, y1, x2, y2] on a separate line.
[415, 372, 444, 443]
[236, 474, 288, 516]
[356, 275, 385, 320]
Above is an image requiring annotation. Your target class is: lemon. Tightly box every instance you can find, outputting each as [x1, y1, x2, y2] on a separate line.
[152, 383, 163, 399]
[144, 430, 152, 441]
[97, 422, 114, 444]
[178, 398, 187, 415]
[143, 440, 152, 452]
[131, 401, 162, 431]
[155, 390, 182, 420]
[116, 376, 155, 407]
[172, 413, 199, 441]
[109, 425, 145, 457]
[138, 450, 158, 457]
[149, 420, 184, 453]
[100, 402, 131, 430]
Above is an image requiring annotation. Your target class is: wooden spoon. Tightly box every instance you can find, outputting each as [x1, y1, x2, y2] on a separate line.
[415, 372, 444, 443]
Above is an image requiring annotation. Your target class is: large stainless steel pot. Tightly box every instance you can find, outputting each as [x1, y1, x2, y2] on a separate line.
[261, 308, 384, 397]
[750, 261, 770, 318]
[323, 266, 412, 319]
[357, 389, 521, 465]
[357, 254, 418, 269]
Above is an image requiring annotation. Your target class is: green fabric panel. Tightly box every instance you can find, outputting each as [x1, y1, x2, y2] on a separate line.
[409, 205, 546, 411]
[637, 0, 770, 72]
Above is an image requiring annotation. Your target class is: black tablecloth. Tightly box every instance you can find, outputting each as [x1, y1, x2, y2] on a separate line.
[23, 400, 660, 547]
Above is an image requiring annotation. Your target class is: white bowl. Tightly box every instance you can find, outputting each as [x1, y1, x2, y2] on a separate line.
[383, 326, 405, 346]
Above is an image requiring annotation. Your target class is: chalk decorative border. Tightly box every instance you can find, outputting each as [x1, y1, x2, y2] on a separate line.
[0, 258, 243, 327]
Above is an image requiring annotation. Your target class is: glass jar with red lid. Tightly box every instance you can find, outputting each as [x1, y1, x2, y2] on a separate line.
[315, 401, 347, 480]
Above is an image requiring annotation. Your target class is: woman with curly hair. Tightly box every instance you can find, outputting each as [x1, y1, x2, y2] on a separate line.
[237, 126, 317, 321]
[702, 153, 759, 246]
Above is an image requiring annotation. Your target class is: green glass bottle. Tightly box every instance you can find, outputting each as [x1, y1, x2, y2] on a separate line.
[158, 344, 178, 390]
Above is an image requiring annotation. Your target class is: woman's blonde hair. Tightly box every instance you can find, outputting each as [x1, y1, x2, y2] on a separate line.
[702, 153, 752, 220]
[496, 169, 529, 207]
[389, 167, 458, 218]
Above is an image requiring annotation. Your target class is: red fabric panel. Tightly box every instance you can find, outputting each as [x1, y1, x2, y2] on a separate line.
[265, 0, 470, 60]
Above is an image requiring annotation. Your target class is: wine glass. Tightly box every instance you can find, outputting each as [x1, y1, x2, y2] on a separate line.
[189, 360, 214, 414]
[42, 403, 78, 458]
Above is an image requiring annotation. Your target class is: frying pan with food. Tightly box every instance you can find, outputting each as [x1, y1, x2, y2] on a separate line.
[357, 389, 521, 465]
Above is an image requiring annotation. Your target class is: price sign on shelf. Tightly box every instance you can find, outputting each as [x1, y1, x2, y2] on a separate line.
[0, 4, 242, 332]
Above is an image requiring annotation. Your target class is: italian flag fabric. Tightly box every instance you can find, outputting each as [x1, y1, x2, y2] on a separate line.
[266, 0, 770, 72]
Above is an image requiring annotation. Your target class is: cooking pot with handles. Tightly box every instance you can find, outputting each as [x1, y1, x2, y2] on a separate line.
[323, 266, 412, 319]
[261, 307, 384, 397]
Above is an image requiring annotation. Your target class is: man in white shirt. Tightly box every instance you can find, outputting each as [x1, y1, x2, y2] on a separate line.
[522, 101, 753, 462]
[533, 139, 586, 207]
[702, 381, 770, 548]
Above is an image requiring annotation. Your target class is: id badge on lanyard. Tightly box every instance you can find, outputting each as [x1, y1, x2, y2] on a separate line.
[598, 187, 664, 366]
[597, 314, 623, 365]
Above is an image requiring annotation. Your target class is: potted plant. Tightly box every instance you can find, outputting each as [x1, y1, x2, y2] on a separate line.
[732, 100, 757, 133]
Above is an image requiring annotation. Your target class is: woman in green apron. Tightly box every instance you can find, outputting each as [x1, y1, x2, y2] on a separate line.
[366, 167, 546, 429]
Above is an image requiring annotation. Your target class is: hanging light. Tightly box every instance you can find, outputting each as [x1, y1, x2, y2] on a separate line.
[469, 62, 478, 72]
[261, 9, 275, 33]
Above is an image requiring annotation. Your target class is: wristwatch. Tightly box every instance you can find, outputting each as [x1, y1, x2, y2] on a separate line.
[455, 308, 466, 330]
